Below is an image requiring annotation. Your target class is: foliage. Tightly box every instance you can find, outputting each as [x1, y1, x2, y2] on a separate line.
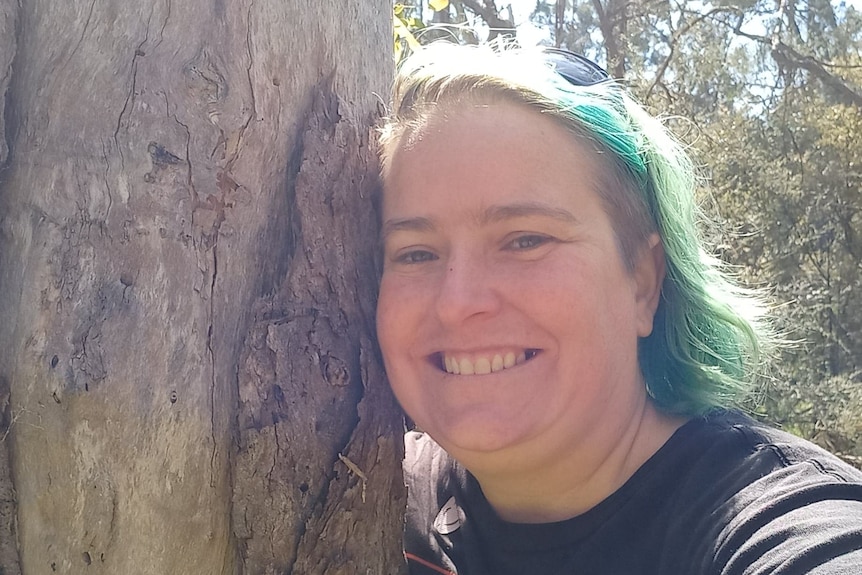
[393, 1, 515, 59]
[394, 4, 424, 61]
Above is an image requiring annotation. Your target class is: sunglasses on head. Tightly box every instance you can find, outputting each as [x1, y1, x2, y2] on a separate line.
[542, 48, 610, 86]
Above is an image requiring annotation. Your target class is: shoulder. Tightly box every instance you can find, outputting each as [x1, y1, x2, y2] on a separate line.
[694, 410, 862, 495]
[670, 409, 862, 474]
[680, 411, 862, 574]
[673, 410, 862, 524]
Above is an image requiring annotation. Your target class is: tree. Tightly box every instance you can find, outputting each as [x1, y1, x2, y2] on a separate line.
[0, 1, 406, 573]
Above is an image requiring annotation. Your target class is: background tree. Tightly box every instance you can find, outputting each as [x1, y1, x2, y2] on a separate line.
[0, 1, 406, 574]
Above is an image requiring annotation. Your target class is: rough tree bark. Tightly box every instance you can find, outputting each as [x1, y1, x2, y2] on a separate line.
[0, 1, 20, 572]
[0, 1, 405, 574]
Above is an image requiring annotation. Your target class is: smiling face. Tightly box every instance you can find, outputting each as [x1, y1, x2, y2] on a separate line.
[377, 102, 665, 468]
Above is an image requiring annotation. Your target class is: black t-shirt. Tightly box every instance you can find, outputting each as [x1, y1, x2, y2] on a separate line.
[403, 410, 862, 574]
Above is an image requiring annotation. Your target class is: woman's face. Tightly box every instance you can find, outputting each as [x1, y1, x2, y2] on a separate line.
[377, 102, 663, 465]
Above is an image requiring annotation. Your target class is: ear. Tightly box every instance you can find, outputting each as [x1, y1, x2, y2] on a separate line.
[633, 233, 666, 338]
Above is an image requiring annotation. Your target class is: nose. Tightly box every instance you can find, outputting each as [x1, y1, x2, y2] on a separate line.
[434, 255, 501, 326]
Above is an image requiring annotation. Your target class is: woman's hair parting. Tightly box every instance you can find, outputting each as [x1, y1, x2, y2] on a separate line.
[378, 42, 775, 416]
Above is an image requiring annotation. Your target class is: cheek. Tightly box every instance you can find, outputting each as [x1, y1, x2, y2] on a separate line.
[376, 279, 426, 418]
[375, 280, 398, 357]
[376, 275, 418, 361]
[531, 262, 637, 338]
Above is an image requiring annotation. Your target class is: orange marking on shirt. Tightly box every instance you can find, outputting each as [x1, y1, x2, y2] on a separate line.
[404, 552, 457, 575]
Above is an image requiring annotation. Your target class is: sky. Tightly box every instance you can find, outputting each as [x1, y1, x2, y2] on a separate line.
[508, 1, 547, 46]
[501, 0, 862, 46]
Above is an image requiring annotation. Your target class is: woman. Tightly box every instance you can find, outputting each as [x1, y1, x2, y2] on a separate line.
[375, 43, 862, 574]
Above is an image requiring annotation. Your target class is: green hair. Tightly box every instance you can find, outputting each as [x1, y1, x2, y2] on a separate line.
[378, 43, 773, 416]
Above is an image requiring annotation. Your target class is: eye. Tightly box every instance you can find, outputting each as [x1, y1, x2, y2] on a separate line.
[505, 234, 552, 251]
[393, 249, 438, 264]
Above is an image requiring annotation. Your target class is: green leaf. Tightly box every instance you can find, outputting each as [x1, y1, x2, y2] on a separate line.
[393, 15, 420, 49]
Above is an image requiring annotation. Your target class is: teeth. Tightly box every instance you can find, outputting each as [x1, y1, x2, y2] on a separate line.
[475, 358, 491, 375]
[442, 350, 536, 375]
[491, 355, 503, 372]
[459, 358, 474, 375]
[445, 356, 461, 374]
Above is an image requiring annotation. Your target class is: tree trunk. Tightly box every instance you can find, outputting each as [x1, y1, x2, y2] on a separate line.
[0, 1, 405, 574]
[555, 0, 566, 48]
[592, 0, 627, 78]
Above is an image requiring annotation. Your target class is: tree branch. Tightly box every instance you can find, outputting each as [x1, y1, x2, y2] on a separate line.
[459, 0, 514, 37]
[705, 12, 862, 111]
[769, 41, 862, 110]
[645, 7, 737, 101]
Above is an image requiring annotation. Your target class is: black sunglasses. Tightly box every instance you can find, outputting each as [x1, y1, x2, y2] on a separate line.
[542, 48, 610, 86]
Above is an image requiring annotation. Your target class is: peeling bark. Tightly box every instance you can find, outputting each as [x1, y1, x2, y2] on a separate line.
[0, 0, 21, 571]
[0, 1, 402, 573]
[0, 0, 18, 168]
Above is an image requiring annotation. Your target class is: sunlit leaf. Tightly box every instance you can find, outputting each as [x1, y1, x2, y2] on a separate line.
[393, 15, 420, 50]
[429, 0, 449, 12]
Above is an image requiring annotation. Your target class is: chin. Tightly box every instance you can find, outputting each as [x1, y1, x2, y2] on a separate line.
[423, 415, 529, 457]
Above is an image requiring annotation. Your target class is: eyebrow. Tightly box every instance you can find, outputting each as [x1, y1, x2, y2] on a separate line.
[380, 201, 580, 240]
[380, 216, 436, 240]
[479, 201, 580, 226]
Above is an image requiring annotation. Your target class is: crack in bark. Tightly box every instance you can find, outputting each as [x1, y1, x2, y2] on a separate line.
[172, 109, 195, 198]
[113, 58, 139, 170]
[100, 138, 113, 228]
[245, 0, 256, 119]
[113, 9, 155, 168]
[220, 0, 257, 172]
[154, 0, 171, 49]
[207, 243, 218, 487]
[67, 0, 97, 65]
[267, 419, 280, 482]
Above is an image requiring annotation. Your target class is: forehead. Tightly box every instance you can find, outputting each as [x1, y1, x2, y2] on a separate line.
[381, 102, 607, 224]
[383, 97, 621, 185]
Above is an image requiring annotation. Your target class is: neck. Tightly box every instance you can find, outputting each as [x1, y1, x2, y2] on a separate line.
[463, 400, 687, 524]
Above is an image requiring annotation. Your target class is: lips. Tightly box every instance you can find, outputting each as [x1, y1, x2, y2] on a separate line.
[439, 349, 539, 375]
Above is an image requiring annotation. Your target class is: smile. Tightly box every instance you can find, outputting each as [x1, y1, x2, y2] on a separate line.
[439, 350, 539, 375]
